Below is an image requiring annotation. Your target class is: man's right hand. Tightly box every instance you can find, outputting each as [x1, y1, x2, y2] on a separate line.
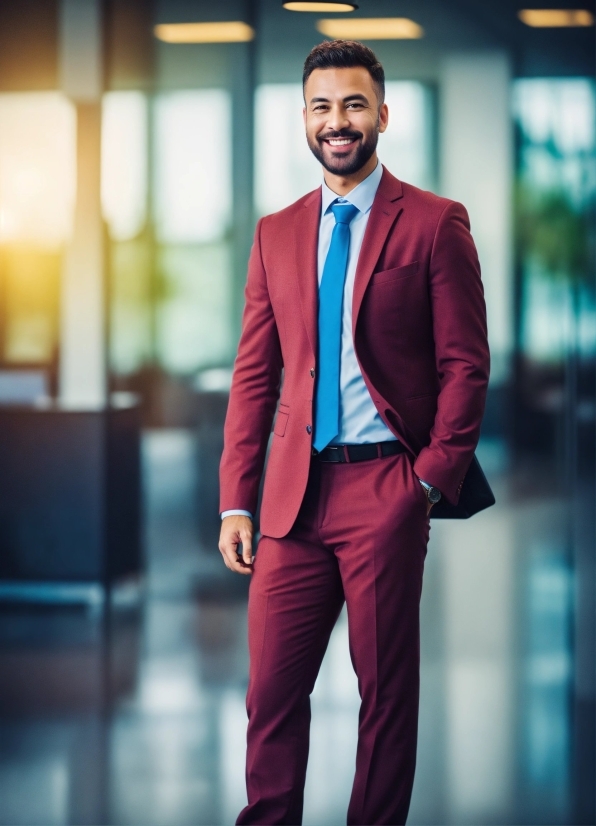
[218, 515, 254, 575]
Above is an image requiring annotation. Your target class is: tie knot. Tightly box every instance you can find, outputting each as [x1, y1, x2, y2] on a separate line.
[330, 202, 359, 225]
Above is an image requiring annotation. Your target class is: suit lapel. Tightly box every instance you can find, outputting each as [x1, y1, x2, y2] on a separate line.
[294, 188, 321, 357]
[352, 168, 404, 335]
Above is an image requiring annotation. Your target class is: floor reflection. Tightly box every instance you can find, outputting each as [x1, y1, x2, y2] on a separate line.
[0, 430, 584, 825]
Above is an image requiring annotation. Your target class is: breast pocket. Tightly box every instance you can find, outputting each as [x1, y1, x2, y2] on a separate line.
[273, 404, 289, 437]
[370, 261, 419, 285]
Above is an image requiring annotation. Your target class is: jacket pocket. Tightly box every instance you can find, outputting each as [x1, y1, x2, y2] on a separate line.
[406, 392, 434, 401]
[370, 261, 419, 285]
[273, 404, 289, 437]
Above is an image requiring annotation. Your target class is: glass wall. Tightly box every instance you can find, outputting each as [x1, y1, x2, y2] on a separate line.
[102, 90, 151, 377]
[513, 77, 596, 824]
[513, 79, 596, 457]
[153, 89, 233, 374]
[103, 88, 234, 388]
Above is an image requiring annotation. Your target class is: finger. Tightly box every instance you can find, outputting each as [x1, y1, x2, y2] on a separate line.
[240, 530, 253, 565]
[220, 543, 237, 567]
[222, 543, 253, 575]
[229, 556, 253, 575]
[218, 549, 232, 571]
[218, 539, 237, 571]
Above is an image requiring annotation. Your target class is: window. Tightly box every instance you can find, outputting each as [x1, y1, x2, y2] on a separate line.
[153, 90, 233, 373]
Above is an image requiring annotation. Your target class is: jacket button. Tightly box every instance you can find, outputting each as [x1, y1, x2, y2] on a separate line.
[306, 425, 312, 434]
[310, 368, 315, 378]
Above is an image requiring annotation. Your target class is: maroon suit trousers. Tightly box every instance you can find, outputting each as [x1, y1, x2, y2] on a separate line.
[237, 451, 430, 825]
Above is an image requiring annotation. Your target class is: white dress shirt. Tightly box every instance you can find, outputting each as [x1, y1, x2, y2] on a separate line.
[222, 160, 396, 520]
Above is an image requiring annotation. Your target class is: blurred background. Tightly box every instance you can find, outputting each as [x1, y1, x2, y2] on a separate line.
[0, 1, 593, 824]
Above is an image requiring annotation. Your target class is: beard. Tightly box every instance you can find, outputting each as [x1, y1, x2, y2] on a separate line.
[306, 125, 379, 176]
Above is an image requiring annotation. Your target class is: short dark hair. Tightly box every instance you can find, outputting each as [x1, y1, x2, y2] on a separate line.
[303, 40, 385, 104]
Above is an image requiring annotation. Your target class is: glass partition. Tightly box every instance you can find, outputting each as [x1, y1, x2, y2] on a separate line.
[103, 89, 234, 384]
[513, 79, 596, 454]
[102, 91, 152, 377]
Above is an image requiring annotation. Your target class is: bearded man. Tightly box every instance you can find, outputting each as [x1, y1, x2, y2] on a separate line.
[218, 40, 490, 826]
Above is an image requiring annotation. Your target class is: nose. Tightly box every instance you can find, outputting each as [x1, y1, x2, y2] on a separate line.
[327, 104, 349, 133]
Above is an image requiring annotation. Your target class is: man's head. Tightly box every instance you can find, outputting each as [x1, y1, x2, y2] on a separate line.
[303, 40, 388, 179]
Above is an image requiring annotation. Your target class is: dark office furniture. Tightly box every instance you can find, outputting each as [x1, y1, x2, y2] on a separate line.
[0, 395, 142, 586]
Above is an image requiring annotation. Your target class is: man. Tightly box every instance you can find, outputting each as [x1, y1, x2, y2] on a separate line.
[219, 40, 489, 825]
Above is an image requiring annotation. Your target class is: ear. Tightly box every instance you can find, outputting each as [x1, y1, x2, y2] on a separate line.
[378, 102, 389, 134]
[302, 106, 307, 127]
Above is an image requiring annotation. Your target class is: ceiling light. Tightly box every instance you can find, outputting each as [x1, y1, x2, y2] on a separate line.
[518, 9, 594, 27]
[154, 22, 255, 43]
[283, 2, 358, 12]
[316, 17, 424, 39]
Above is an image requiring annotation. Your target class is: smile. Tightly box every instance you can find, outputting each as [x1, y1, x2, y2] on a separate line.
[326, 138, 356, 146]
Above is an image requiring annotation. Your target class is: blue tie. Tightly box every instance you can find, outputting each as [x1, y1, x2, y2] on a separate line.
[313, 201, 360, 452]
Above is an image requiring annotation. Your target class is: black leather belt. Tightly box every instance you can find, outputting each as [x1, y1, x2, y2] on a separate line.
[313, 440, 407, 463]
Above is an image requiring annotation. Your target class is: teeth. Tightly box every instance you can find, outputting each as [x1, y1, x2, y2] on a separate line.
[328, 138, 353, 146]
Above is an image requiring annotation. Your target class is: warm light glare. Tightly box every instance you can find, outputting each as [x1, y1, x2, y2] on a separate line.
[518, 9, 594, 27]
[316, 17, 424, 39]
[0, 93, 76, 247]
[154, 21, 254, 43]
[284, 2, 358, 11]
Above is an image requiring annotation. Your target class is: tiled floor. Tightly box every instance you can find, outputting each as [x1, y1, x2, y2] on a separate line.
[0, 430, 591, 825]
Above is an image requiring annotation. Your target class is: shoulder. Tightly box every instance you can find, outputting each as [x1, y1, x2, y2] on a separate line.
[259, 187, 321, 231]
[404, 183, 470, 233]
[402, 181, 451, 212]
[379, 166, 467, 223]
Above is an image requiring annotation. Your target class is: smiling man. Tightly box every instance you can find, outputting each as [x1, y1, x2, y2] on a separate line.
[219, 40, 490, 825]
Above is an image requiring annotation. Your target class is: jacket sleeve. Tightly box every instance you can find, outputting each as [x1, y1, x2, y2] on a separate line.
[219, 218, 283, 516]
[413, 201, 490, 504]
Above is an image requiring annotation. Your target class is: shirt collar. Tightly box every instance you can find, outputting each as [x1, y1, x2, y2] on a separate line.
[321, 159, 383, 217]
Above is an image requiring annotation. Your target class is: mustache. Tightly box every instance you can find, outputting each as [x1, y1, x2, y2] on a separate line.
[317, 129, 363, 143]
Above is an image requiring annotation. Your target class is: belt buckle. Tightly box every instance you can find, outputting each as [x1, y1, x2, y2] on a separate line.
[327, 445, 343, 463]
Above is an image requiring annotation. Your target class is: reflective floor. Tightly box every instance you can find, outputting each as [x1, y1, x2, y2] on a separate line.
[0, 430, 591, 825]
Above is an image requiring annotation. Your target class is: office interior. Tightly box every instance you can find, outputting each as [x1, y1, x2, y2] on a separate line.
[0, 0, 593, 824]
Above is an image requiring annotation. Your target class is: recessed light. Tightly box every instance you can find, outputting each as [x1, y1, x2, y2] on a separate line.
[154, 22, 255, 43]
[283, 2, 358, 12]
[518, 9, 594, 27]
[316, 17, 424, 39]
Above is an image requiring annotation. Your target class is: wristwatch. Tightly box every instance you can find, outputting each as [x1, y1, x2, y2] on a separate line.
[418, 479, 442, 505]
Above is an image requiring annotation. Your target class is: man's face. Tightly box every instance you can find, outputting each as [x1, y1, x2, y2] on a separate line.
[303, 66, 388, 176]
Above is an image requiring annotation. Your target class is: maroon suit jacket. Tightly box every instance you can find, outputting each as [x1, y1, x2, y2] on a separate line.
[220, 167, 490, 538]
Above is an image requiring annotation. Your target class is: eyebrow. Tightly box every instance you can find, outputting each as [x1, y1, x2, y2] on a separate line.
[309, 93, 370, 105]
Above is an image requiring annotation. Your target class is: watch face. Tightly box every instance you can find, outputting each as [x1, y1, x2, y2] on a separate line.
[428, 487, 442, 504]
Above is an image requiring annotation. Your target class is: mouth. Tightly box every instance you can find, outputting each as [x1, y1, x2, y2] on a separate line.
[319, 133, 361, 151]
[326, 138, 356, 147]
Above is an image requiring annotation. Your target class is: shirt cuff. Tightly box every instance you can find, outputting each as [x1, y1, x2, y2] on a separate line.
[221, 509, 253, 520]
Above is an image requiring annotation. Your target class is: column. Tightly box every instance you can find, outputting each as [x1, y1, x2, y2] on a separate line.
[59, 0, 106, 406]
[440, 51, 513, 387]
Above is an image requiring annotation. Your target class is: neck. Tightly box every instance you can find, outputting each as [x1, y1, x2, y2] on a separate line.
[323, 153, 379, 197]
